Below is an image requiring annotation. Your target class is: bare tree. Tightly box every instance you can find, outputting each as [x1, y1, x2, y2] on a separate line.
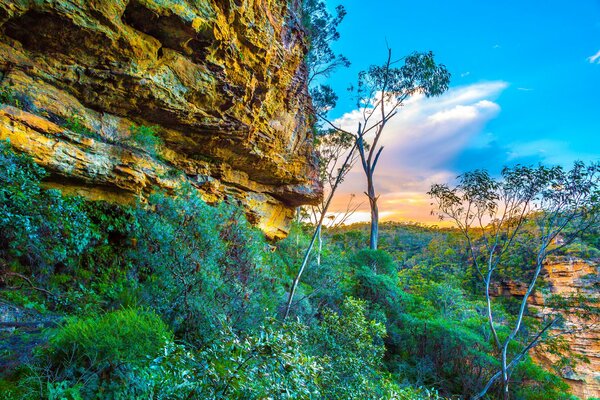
[306, 127, 361, 266]
[285, 49, 449, 319]
[350, 49, 450, 249]
[284, 140, 357, 319]
[429, 162, 600, 399]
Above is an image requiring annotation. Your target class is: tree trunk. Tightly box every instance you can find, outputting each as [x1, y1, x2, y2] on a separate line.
[502, 346, 510, 400]
[367, 171, 378, 250]
[316, 225, 322, 266]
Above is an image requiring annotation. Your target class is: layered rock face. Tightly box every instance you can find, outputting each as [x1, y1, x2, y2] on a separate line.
[0, 0, 321, 239]
[492, 260, 599, 399]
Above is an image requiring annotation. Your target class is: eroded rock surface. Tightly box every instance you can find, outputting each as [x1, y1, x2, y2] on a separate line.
[492, 259, 599, 399]
[0, 0, 321, 239]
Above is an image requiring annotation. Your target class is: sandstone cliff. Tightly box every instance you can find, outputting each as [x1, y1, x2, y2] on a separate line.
[0, 0, 321, 239]
[492, 259, 599, 399]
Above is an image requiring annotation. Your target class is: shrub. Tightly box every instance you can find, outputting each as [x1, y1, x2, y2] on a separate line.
[0, 378, 26, 400]
[0, 85, 20, 107]
[131, 187, 281, 342]
[395, 386, 448, 399]
[391, 315, 496, 397]
[303, 297, 395, 399]
[204, 320, 322, 399]
[97, 320, 322, 399]
[64, 116, 101, 140]
[37, 308, 172, 398]
[511, 358, 578, 400]
[349, 248, 396, 275]
[47, 308, 171, 369]
[129, 124, 162, 154]
[0, 140, 95, 273]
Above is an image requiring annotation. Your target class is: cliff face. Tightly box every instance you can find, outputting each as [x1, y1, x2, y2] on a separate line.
[0, 0, 321, 239]
[492, 260, 599, 399]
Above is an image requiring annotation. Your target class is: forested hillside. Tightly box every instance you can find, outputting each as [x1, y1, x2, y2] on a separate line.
[1, 141, 598, 398]
[0, 0, 598, 399]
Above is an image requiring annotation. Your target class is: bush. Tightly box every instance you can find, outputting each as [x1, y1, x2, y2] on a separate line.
[77, 320, 322, 399]
[303, 297, 396, 399]
[511, 358, 578, 400]
[0, 140, 95, 274]
[64, 117, 101, 140]
[47, 308, 171, 369]
[129, 124, 162, 154]
[203, 320, 322, 399]
[36, 308, 172, 398]
[131, 187, 281, 342]
[395, 386, 448, 399]
[349, 248, 396, 275]
[0, 378, 26, 400]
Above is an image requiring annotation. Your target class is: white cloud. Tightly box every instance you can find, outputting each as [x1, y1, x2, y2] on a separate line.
[429, 100, 499, 123]
[328, 81, 508, 223]
[588, 49, 600, 64]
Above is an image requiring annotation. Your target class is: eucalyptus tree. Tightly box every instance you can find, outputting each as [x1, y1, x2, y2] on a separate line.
[350, 49, 450, 249]
[429, 162, 600, 400]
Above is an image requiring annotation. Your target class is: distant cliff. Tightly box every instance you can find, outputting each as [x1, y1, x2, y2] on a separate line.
[0, 0, 321, 239]
[491, 259, 599, 399]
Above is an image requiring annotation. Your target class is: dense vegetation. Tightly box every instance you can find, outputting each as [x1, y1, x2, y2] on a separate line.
[1, 140, 595, 399]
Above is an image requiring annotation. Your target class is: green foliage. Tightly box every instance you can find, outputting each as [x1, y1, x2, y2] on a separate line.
[275, 222, 347, 316]
[129, 124, 162, 154]
[303, 297, 397, 399]
[0, 138, 593, 399]
[349, 248, 396, 275]
[0, 85, 21, 107]
[561, 240, 600, 259]
[512, 358, 578, 400]
[391, 314, 496, 397]
[131, 187, 280, 341]
[64, 117, 101, 140]
[0, 378, 26, 400]
[0, 140, 95, 273]
[103, 320, 322, 399]
[301, 0, 349, 83]
[36, 309, 171, 398]
[301, 0, 349, 126]
[204, 320, 321, 399]
[46, 308, 171, 369]
[354, 50, 450, 109]
[394, 386, 448, 399]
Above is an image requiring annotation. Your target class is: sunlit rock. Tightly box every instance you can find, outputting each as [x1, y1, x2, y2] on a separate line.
[0, 0, 322, 239]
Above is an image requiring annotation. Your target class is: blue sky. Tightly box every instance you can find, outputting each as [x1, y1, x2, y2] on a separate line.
[323, 0, 600, 224]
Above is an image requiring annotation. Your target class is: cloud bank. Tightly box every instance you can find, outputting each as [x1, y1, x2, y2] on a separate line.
[327, 81, 508, 225]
